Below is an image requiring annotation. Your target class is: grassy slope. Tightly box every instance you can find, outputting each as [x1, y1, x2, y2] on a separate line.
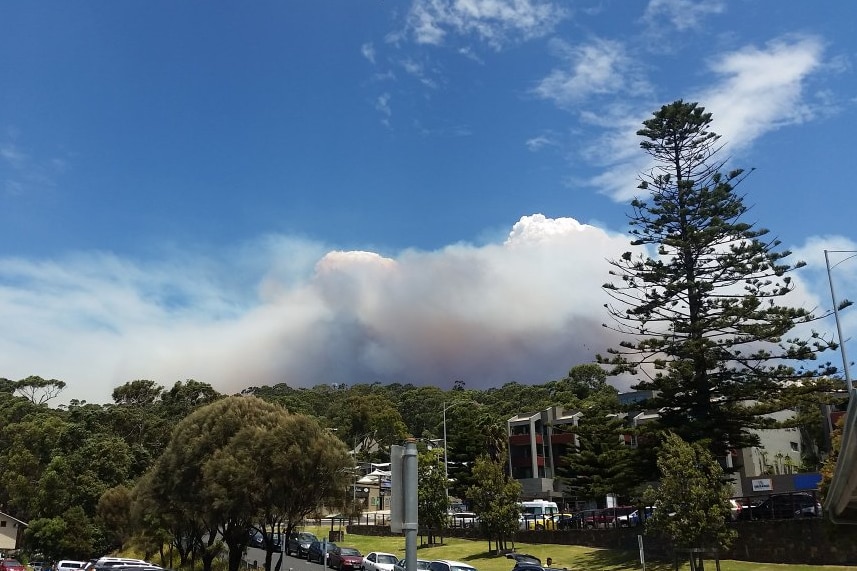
[300, 526, 854, 571]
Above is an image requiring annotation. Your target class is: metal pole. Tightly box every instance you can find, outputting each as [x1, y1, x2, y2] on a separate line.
[403, 439, 418, 571]
[825, 250, 855, 398]
[443, 402, 449, 505]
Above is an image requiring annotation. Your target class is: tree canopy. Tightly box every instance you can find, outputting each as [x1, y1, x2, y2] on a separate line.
[599, 100, 837, 459]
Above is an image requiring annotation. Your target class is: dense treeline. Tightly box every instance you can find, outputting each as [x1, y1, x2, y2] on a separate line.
[0, 368, 623, 564]
[0, 363, 841, 564]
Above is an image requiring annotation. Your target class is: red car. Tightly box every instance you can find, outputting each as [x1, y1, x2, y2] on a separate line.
[0, 560, 25, 571]
[328, 547, 363, 571]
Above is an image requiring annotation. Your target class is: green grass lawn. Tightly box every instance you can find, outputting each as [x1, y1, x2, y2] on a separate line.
[300, 525, 854, 571]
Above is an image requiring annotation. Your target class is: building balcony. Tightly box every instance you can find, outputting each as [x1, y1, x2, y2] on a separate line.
[550, 432, 575, 444]
[511, 455, 545, 468]
[508, 434, 542, 445]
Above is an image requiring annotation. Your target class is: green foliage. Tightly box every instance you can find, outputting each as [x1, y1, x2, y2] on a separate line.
[141, 395, 352, 571]
[599, 100, 837, 458]
[644, 432, 735, 550]
[557, 410, 636, 504]
[418, 448, 450, 534]
[466, 455, 521, 550]
[26, 506, 96, 561]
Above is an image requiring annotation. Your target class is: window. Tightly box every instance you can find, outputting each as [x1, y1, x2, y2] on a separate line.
[790, 442, 799, 452]
[0, 521, 6, 527]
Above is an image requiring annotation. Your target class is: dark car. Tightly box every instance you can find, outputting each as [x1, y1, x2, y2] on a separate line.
[328, 547, 363, 571]
[505, 553, 541, 569]
[551, 513, 578, 531]
[287, 532, 319, 558]
[307, 541, 338, 564]
[738, 493, 821, 520]
[583, 506, 636, 528]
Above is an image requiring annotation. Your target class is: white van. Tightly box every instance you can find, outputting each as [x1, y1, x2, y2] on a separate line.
[518, 499, 558, 530]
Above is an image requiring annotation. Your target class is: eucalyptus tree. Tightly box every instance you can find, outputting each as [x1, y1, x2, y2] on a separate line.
[466, 455, 521, 554]
[143, 395, 351, 571]
[599, 100, 837, 459]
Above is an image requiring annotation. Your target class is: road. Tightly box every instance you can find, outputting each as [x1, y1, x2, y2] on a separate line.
[243, 547, 334, 571]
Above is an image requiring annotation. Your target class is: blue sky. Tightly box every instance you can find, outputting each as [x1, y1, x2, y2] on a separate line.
[2, 0, 856, 404]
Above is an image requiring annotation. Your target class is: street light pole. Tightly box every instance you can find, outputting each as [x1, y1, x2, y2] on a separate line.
[825, 249, 856, 399]
[442, 402, 451, 505]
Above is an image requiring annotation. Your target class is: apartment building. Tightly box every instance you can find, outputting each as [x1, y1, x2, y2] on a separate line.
[507, 405, 581, 500]
[507, 391, 823, 501]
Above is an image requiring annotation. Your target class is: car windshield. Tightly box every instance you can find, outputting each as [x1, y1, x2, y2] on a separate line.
[378, 555, 398, 564]
[299, 533, 317, 541]
[341, 549, 360, 556]
[4, 562, 21, 567]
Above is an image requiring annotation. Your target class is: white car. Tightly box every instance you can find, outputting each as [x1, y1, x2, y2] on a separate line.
[427, 561, 478, 571]
[362, 553, 399, 571]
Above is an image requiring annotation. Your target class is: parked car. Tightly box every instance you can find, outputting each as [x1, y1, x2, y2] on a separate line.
[738, 493, 821, 520]
[427, 561, 478, 571]
[328, 547, 363, 571]
[505, 554, 540, 569]
[0, 560, 25, 571]
[91, 559, 149, 568]
[448, 512, 479, 528]
[520, 514, 555, 531]
[308, 541, 338, 564]
[582, 506, 636, 528]
[550, 513, 578, 530]
[616, 507, 654, 527]
[361, 552, 398, 571]
[288, 532, 320, 558]
[56, 562, 88, 571]
[29, 562, 46, 571]
[392, 559, 430, 571]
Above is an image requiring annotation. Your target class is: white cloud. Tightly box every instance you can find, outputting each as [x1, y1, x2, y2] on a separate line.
[643, 0, 726, 31]
[586, 36, 827, 202]
[375, 93, 392, 126]
[0, 216, 639, 403]
[532, 38, 650, 106]
[1, 144, 28, 168]
[697, 36, 825, 149]
[525, 134, 556, 151]
[361, 42, 377, 64]
[406, 0, 567, 50]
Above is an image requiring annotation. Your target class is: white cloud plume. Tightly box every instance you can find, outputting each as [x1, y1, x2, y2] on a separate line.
[0, 216, 845, 405]
[406, 0, 567, 49]
[0, 215, 634, 403]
